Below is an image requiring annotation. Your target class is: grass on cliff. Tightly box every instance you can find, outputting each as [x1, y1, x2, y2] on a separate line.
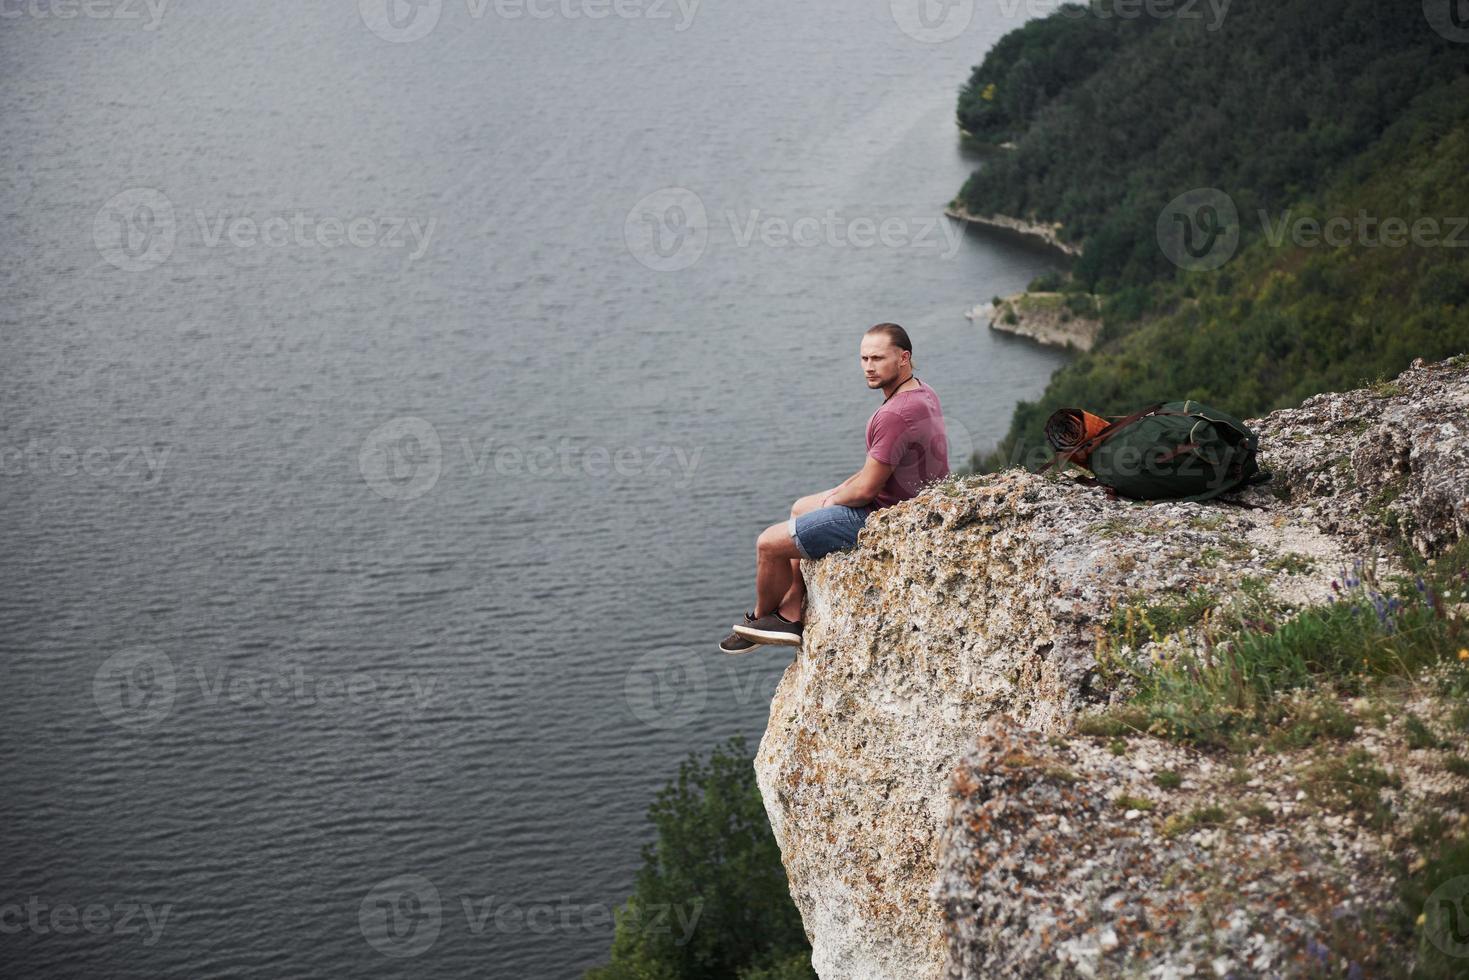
[1077, 536, 1469, 751]
[1081, 536, 1469, 977]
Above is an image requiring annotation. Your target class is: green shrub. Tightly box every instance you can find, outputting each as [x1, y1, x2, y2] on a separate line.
[587, 737, 813, 980]
[1064, 292, 1098, 318]
[1028, 271, 1063, 292]
[1161, 804, 1227, 837]
[1405, 713, 1446, 751]
[1153, 770, 1183, 790]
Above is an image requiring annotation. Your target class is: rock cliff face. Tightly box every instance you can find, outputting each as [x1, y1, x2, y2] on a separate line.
[754, 355, 1469, 979]
[937, 693, 1467, 978]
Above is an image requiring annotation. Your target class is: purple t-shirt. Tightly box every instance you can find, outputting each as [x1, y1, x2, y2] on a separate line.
[865, 380, 949, 509]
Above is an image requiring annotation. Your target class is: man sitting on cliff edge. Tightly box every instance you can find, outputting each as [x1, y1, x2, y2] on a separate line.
[721, 322, 949, 653]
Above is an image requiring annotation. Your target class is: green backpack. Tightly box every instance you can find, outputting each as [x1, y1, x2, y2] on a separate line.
[1041, 401, 1273, 504]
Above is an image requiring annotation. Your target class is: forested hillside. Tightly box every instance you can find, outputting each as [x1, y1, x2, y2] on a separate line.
[961, 0, 1469, 472]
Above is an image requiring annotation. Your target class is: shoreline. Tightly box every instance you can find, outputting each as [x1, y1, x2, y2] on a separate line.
[966, 291, 1102, 352]
[944, 203, 1082, 258]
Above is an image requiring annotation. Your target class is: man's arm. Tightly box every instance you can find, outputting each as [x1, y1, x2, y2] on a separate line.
[821, 455, 894, 508]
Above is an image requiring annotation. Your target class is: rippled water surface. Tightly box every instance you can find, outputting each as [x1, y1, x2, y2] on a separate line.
[0, 2, 1071, 975]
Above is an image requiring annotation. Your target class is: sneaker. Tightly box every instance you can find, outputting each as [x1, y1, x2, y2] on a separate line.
[733, 612, 803, 647]
[719, 613, 760, 654]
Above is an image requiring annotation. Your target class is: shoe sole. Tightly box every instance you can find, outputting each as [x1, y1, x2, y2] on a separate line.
[732, 625, 803, 646]
[719, 641, 758, 655]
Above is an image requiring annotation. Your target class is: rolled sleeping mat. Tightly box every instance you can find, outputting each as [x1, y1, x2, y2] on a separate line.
[1044, 408, 1112, 467]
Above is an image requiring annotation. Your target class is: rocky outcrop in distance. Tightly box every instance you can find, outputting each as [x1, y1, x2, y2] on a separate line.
[967, 291, 1102, 352]
[944, 204, 1082, 257]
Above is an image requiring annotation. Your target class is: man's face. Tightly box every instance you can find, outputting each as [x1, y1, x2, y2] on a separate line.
[860, 334, 909, 389]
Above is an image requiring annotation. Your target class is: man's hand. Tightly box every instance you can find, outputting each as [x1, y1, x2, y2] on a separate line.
[824, 456, 894, 508]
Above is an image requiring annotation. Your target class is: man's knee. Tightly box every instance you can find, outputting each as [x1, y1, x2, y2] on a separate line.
[790, 491, 827, 519]
[757, 522, 793, 556]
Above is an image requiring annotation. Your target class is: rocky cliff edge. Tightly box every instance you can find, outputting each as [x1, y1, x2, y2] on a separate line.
[755, 354, 1469, 979]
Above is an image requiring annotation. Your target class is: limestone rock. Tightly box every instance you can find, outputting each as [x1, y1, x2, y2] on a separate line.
[938, 699, 1467, 978]
[754, 354, 1469, 979]
[1254, 355, 1469, 558]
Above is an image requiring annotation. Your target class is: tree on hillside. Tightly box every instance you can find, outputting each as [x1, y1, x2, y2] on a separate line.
[587, 737, 814, 980]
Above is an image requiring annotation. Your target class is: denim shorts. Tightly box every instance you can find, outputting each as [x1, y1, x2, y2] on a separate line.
[788, 504, 873, 560]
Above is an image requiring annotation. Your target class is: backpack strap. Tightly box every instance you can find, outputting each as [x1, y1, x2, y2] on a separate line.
[1039, 403, 1165, 475]
[1156, 442, 1202, 464]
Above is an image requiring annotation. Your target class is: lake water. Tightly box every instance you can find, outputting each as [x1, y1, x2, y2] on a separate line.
[0, 2, 1070, 976]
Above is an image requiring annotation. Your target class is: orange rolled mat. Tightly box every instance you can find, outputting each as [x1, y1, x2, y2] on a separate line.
[1044, 408, 1112, 467]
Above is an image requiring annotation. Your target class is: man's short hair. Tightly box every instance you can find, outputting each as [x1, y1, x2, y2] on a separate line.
[866, 322, 912, 353]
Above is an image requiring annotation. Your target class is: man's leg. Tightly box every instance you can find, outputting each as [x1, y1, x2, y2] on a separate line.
[776, 490, 833, 621]
[754, 522, 804, 619]
[738, 497, 869, 647]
